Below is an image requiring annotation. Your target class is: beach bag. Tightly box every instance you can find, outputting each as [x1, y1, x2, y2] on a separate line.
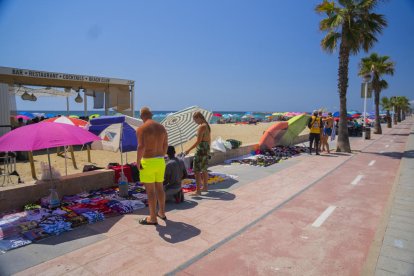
[211, 137, 227, 152]
[128, 163, 140, 182]
[226, 139, 242, 149]
[82, 165, 104, 172]
[40, 162, 61, 180]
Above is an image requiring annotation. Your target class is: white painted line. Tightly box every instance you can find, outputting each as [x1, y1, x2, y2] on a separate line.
[312, 206, 336, 227]
[368, 160, 376, 166]
[385, 144, 390, 148]
[351, 174, 364, 185]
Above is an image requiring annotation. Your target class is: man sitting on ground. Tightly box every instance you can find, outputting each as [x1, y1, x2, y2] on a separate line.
[164, 146, 187, 202]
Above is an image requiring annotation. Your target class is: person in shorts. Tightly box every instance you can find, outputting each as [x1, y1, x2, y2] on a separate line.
[136, 107, 168, 225]
[185, 112, 211, 195]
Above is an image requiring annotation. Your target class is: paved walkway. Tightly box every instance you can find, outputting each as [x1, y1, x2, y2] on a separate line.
[374, 121, 414, 276]
[0, 119, 412, 275]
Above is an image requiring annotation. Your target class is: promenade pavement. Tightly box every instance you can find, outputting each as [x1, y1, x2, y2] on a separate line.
[0, 118, 412, 275]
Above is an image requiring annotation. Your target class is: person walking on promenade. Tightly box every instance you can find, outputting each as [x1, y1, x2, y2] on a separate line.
[321, 112, 334, 153]
[185, 112, 211, 195]
[308, 110, 323, 155]
[137, 107, 168, 225]
[318, 110, 324, 152]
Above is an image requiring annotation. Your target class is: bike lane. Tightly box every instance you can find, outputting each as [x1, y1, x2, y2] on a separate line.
[177, 121, 412, 276]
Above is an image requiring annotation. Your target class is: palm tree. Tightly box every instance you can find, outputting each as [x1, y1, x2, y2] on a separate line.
[359, 53, 395, 134]
[316, 0, 387, 152]
[380, 96, 392, 128]
[395, 96, 410, 122]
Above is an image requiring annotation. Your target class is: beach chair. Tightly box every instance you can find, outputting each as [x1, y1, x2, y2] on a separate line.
[0, 152, 22, 186]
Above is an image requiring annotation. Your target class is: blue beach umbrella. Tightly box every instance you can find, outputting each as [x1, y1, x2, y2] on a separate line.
[18, 111, 35, 119]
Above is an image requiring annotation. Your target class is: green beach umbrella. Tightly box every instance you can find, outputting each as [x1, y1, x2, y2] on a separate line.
[69, 115, 79, 118]
[90, 114, 100, 119]
[278, 114, 310, 146]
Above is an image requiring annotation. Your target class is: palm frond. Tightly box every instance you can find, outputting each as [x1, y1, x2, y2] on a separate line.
[321, 31, 340, 53]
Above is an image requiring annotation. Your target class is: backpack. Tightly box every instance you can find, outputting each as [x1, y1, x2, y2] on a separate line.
[307, 117, 314, 129]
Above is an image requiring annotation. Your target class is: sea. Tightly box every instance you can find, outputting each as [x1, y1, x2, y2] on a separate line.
[17, 110, 277, 123]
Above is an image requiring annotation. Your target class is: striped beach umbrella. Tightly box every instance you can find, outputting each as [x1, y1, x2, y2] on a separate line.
[161, 106, 212, 152]
[44, 116, 88, 127]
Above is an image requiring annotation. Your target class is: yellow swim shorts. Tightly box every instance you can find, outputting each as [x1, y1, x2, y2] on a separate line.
[140, 157, 166, 184]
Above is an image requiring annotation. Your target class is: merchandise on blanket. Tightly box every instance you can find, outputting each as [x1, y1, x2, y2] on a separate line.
[0, 236, 32, 252]
[207, 174, 227, 185]
[119, 200, 146, 211]
[17, 221, 38, 233]
[131, 192, 147, 201]
[81, 211, 105, 224]
[65, 215, 88, 228]
[39, 215, 72, 235]
[0, 223, 20, 240]
[24, 204, 42, 211]
[182, 183, 197, 193]
[182, 179, 194, 186]
[67, 204, 93, 215]
[106, 200, 133, 214]
[25, 208, 51, 222]
[22, 227, 49, 241]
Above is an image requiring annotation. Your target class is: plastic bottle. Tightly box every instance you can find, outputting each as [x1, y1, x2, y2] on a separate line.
[118, 172, 129, 197]
[48, 188, 60, 209]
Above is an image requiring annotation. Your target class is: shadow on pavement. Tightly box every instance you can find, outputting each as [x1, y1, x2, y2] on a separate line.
[208, 178, 239, 190]
[389, 133, 410, 136]
[156, 219, 201, 244]
[165, 199, 199, 212]
[331, 152, 353, 156]
[371, 151, 405, 160]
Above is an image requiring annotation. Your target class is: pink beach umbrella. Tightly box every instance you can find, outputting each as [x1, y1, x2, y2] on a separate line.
[0, 122, 100, 180]
[43, 116, 88, 128]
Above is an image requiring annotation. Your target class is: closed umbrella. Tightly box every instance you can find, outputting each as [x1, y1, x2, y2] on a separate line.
[278, 114, 311, 146]
[161, 106, 212, 152]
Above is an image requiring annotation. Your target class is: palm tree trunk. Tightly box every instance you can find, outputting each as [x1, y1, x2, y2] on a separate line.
[386, 110, 391, 128]
[374, 90, 382, 134]
[397, 107, 402, 122]
[336, 41, 351, 153]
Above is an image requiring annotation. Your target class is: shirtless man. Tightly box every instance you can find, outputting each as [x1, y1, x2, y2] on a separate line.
[137, 107, 168, 225]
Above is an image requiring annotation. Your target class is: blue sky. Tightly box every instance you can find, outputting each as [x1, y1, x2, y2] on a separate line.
[0, 0, 413, 112]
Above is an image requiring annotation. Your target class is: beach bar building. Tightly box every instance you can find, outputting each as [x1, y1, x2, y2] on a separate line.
[0, 66, 135, 136]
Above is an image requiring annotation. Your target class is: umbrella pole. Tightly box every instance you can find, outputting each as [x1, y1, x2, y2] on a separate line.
[28, 151, 37, 180]
[46, 148, 53, 184]
[64, 146, 68, 176]
[69, 146, 78, 169]
[87, 145, 91, 162]
[174, 121, 184, 153]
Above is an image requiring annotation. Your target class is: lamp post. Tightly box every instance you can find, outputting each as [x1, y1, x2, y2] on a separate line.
[362, 73, 372, 139]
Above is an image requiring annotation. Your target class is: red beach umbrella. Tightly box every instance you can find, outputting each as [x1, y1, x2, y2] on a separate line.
[43, 116, 88, 127]
[213, 113, 223, 117]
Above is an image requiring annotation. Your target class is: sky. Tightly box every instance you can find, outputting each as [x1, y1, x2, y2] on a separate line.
[0, 0, 413, 112]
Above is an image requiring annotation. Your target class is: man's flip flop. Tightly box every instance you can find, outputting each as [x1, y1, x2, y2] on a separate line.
[157, 214, 167, 220]
[139, 218, 158, 225]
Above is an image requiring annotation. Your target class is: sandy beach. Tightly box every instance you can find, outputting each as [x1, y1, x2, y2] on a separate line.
[4, 122, 304, 186]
